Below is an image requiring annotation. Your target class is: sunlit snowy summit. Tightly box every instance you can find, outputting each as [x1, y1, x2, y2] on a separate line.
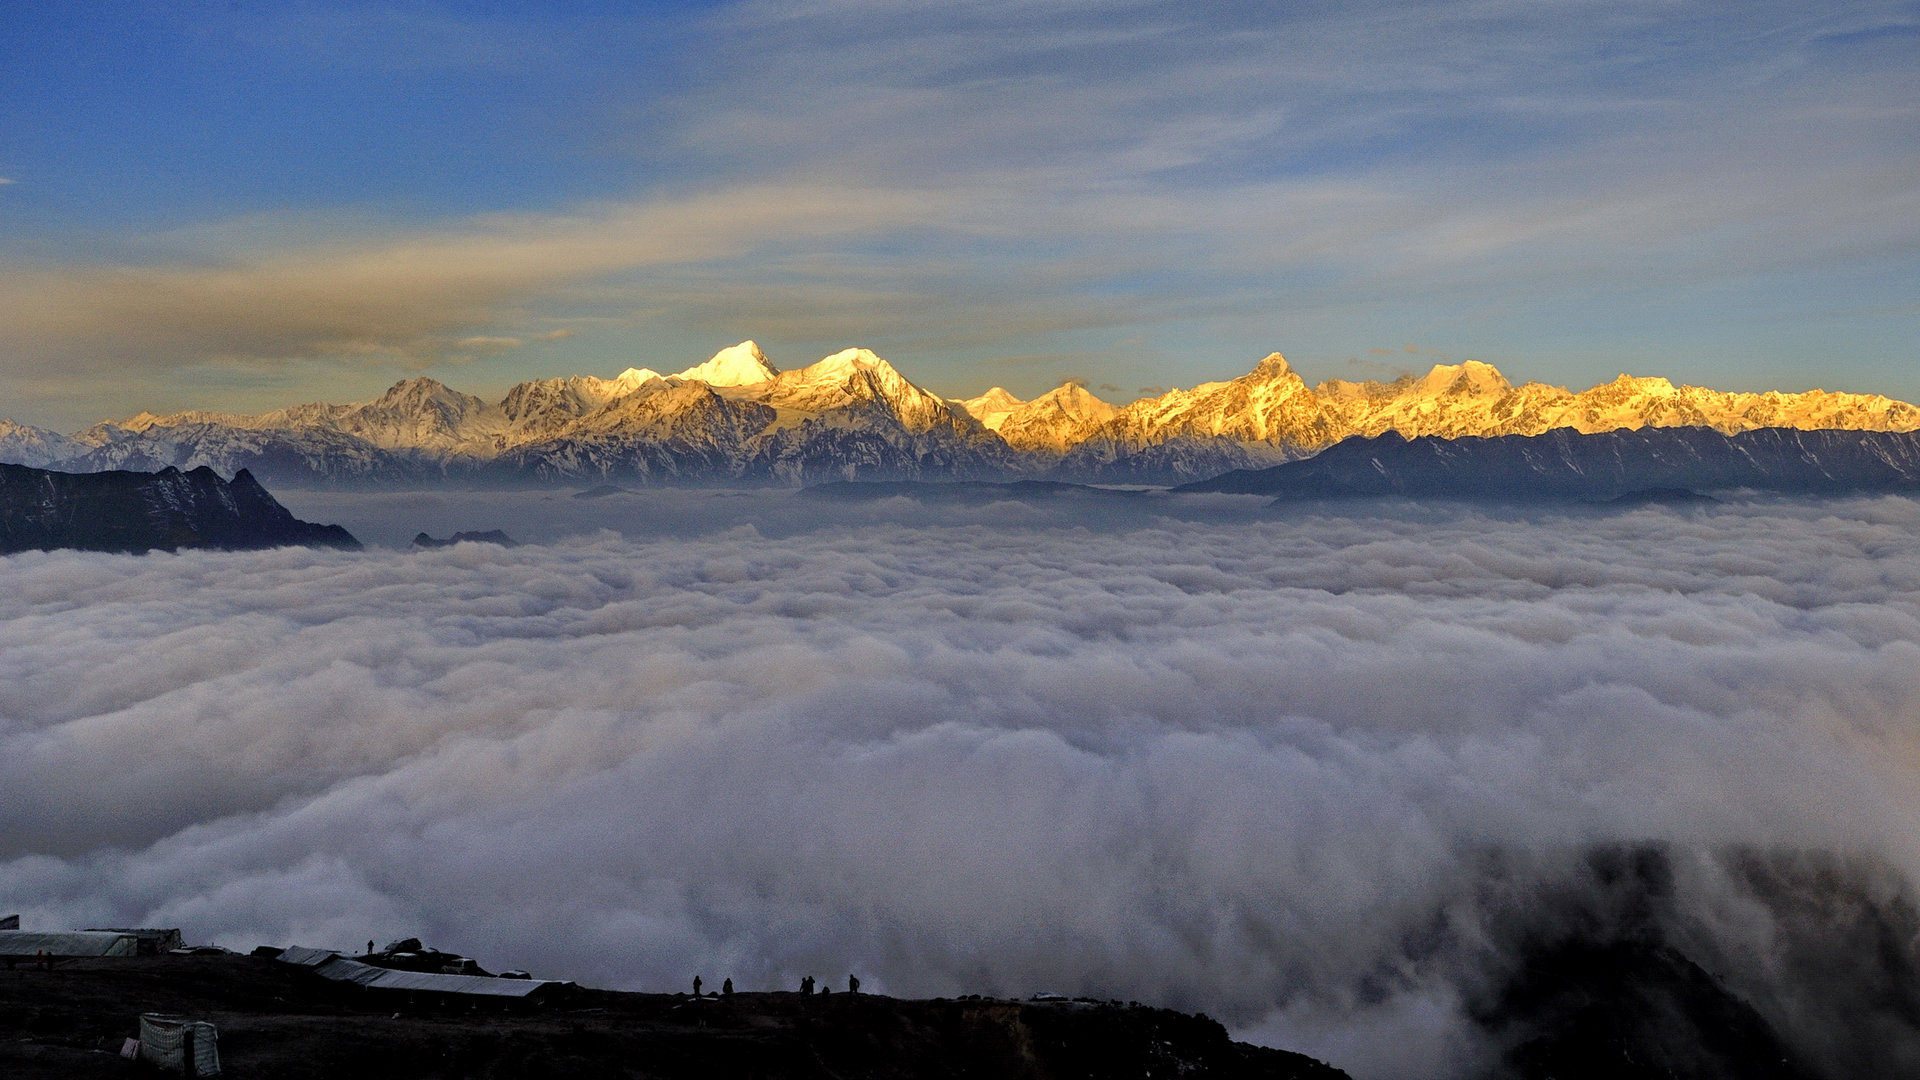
[3, 341, 1917, 487]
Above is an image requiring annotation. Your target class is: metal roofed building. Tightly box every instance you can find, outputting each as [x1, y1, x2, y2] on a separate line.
[84, 927, 185, 954]
[274, 946, 572, 1001]
[0, 930, 141, 962]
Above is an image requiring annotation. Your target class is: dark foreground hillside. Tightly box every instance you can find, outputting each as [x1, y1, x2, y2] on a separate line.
[0, 954, 1345, 1080]
[0, 463, 359, 554]
[1180, 426, 1920, 501]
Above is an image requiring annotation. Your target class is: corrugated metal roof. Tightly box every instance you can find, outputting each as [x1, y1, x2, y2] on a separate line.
[88, 927, 183, 943]
[0, 930, 139, 958]
[275, 946, 566, 999]
[323, 959, 552, 997]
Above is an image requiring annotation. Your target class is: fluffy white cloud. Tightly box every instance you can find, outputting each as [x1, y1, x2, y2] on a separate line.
[3, 491, 1919, 1078]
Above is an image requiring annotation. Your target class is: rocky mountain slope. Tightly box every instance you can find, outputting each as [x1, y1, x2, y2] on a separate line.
[1180, 426, 1920, 501]
[0, 463, 360, 553]
[0, 419, 84, 469]
[4, 342, 1916, 487]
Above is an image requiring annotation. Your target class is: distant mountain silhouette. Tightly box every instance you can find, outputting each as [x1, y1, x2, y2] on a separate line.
[0, 463, 360, 554]
[412, 529, 518, 548]
[1179, 427, 1920, 500]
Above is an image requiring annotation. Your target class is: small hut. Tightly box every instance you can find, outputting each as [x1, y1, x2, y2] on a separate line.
[138, 1013, 221, 1076]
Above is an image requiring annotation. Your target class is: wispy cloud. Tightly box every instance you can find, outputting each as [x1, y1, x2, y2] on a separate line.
[0, 183, 943, 376]
[1, 0, 1916, 410]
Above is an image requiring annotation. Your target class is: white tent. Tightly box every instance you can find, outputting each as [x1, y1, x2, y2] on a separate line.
[0, 930, 139, 961]
[138, 1013, 221, 1076]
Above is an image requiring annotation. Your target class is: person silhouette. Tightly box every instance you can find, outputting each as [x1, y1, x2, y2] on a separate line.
[849, 974, 860, 994]
[693, 975, 703, 997]
[801, 975, 814, 996]
[722, 977, 733, 997]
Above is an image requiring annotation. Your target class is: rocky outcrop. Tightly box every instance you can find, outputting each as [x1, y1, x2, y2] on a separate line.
[413, 530, 517, 549]
[0, 463, 359, 554]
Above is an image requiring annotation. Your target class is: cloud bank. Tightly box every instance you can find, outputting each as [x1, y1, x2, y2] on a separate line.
[3, 493, 1920, 1078]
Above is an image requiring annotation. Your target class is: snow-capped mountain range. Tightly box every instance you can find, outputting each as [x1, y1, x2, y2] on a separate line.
[4, 341, 1917, 487]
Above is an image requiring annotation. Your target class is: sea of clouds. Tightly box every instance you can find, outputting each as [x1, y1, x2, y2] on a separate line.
[4, 489, 1919, 1078]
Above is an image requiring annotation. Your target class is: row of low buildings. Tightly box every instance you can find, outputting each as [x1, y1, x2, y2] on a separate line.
[0, 916, 184, 964]
[2, 913, 571, 1004]
[4, 918, 572, 1077]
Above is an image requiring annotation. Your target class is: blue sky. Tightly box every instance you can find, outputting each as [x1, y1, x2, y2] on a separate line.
[2, 0, 1917, 428]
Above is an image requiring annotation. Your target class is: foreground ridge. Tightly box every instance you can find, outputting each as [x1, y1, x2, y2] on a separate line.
[1179, 426, 1920, 500]
[0, 950, 1348, 1080]
[0, 463, 360, 554]
[3, 344, 1916, 487]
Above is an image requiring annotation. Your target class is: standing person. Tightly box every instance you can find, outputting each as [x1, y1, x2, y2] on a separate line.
[801, 975, 814, 996]
[722, 978, 733, 997]
[693, 975, 703, 997]
[848, 975, 860, 995]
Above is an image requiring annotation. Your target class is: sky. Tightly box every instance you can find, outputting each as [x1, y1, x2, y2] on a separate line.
[1, 1, 1917, 428]
[6, 491, 1920, 1078]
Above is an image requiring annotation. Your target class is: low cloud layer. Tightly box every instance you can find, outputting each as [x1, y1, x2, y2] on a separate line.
[3, 493, 1920, 1077]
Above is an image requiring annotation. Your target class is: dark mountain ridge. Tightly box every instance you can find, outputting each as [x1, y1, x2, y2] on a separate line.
[1179, 427, 1920, 500]
[0, 953, 1347, 1080]
[0, 463, 360, 554]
